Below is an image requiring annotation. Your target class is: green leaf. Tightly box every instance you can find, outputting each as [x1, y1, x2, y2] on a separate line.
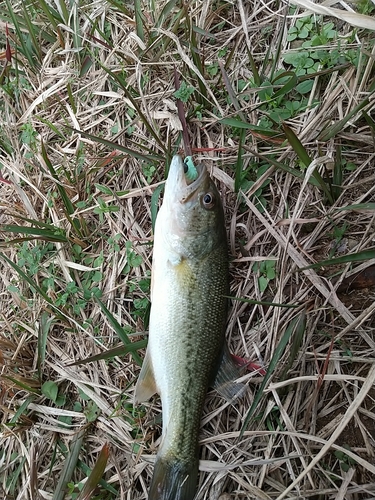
[55, 394, 67, 407]
[258, 276, 268, 293]
[42, 380, 58, 402]
[296, 80, 314, 94]
[173, 81, 195, 103]
[85, 401, 100, 422]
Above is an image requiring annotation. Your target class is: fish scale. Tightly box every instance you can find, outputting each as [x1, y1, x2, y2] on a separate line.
[153, 254, 228, 459]
[135, 155, 235, 500]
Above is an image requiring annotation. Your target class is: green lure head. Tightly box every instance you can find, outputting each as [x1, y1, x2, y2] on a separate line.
[183, 156, 198, 183]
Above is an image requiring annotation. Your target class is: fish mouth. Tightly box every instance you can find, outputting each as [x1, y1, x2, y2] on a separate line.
[167, 155, 208, 204]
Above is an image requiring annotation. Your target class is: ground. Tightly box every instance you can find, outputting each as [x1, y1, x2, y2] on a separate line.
[0, 1, 375, 499]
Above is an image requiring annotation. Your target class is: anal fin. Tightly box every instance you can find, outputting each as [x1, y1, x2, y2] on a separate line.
[213, 344, 247, 401]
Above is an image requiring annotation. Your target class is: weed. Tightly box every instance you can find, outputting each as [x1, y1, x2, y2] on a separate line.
[41, 380, 66, 406]
[93, 197, 120, 222]
[335, 445, 357, 472]
[252, 260, 277, 293]
[173, 81, 196, 103]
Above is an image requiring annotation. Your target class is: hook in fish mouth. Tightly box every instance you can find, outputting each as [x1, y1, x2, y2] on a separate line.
[166, 156, 209, 204]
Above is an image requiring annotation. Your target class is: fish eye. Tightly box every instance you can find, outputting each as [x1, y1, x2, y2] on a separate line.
[202, 192, 215, 209]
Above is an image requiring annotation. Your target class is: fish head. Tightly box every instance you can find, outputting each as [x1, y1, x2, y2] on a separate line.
[161, 155, 226, 259]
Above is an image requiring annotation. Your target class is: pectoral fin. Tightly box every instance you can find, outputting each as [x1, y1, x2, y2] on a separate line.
[213, 344, 247, 401]
[134, 349, 158, 403]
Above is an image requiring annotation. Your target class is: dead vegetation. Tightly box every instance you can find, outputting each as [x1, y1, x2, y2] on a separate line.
[0, 0, 374, 499]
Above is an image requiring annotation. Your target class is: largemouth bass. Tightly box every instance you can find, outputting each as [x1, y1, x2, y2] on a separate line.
[135, 155, 241, 500]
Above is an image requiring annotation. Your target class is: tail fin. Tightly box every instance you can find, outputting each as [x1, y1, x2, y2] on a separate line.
[148, 455, 198, 500]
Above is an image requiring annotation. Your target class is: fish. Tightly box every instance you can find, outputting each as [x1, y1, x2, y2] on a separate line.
[135, 155, 243, 500]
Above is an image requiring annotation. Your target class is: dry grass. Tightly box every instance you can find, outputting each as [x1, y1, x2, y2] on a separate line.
[0, 1, 375, 499]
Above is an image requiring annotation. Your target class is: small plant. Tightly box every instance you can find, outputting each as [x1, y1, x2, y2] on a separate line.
[328, 221, 348, 257]
[108, 233, 122, 252]
[129, 273, 151, 323]
[173, 81, 195, 103]
[335, 445, 357, 472]
[41, 380, 66, 406]
[142, 163, 157, 183]
[252, 260, 277, 293]
[285, 16, 359, 75]
[123, 241, 143, 274]
[20, 122, 38, 157]
[93, 197, 120, 222]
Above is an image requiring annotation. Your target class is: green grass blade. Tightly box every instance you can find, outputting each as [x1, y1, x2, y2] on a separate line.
[282, 124, 334, 204]
[3, 376, 40, 395]
[174, 67, 192, 157]
[40, 141, 83, 236]
[220, 117, 256, 129]
[244, 147, 311, 182]
[38, 312, 53, 380]
[318, 96, 371, 141]
[272, 72, 298, 98]
[335, 203, 375, 211]
[154, 0, 178, 28]
[55, 0, 69, 24]
[68, 340, 148, 366]
[20, 2, 41, 64]
[76, 443, 110, 500]
[9, 395, 36, 424]
[362, 109, 375, 134]
[95, 67, 167, 153]
[95, 298, 143, 366]
[235, 129, 245, 193]
[67, 127, 162, 162]
[4, 0, 40, 71]
[134, 0, 145, 42]
[227, 296, 298, 308]
[332, 145, 343, 201]
[241, 311, 306, 435]
[35, 0, 60, 28]
[269, 9, 287, 80]
[52, 428, 85, 500]
[75, 458, 118, 495]
[151, 183, 165, 232]
[279, 311, 306, 382]
[299, 249, 375, 270]
[35, 115, 66, 139]
[0, 224, 68, 241]
[282, 123, 312, 167]
[219, 61, 247, 122]
[246, 46, 260, 86]
[0, 252, 53, 303]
